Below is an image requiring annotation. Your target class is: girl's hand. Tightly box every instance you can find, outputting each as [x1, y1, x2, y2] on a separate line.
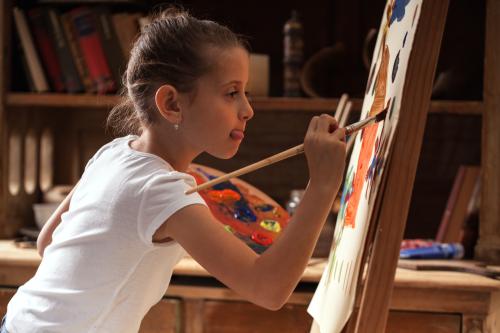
[303, 114, 347, 192]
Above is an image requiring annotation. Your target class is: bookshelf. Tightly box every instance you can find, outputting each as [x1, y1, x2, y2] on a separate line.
[0, 0, 488, 237]
[0, 0, 492, 241]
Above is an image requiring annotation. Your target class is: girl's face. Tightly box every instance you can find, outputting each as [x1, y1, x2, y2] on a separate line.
[180, 47, 254, 159]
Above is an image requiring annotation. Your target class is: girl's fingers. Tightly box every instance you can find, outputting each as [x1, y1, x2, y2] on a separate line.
[308, 115, 344, 142]
[308, 116, 319, 133]
[317, 114, 338, 133]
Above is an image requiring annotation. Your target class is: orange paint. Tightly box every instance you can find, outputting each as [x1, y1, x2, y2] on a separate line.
[344, 45, 390, 228]
[207, 189, 241, 203]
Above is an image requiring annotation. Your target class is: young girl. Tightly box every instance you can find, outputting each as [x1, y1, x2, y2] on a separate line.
[3, 7, 346, 333]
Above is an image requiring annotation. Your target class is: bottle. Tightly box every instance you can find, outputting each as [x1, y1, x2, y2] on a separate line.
[283, 10, 304, 97]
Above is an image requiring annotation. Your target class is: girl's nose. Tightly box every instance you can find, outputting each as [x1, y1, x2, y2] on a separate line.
[240, 99, 254, 121]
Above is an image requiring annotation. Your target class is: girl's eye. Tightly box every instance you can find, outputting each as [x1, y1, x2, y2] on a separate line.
[227, 90, 250, 99]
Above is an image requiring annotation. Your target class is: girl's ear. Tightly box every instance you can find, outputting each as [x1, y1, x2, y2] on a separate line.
[155, 84, 182, 124]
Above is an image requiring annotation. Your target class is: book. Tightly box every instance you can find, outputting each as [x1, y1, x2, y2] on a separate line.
[111, 12, 141, 61]
[47, 9, 84, 93]
[93, 7, 126, 89]
[28, 7, 65, 92]
[69, 6, 116, 94]
[11, 20, 35, 92]
[436, 166, 481, 243]
[12, 7, 49, 92]
[60, 11, 96, 93]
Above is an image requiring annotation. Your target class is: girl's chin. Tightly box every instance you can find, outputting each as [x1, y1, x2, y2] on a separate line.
[217, 150, 238, 159]
[210, 146, 239, 159]
[205, 138, 242, 159]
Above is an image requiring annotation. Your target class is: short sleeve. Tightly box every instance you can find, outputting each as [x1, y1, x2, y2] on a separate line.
[84, 155, 97, 171]
[137, 171, 207, 246]
[84, 136, 136, 171]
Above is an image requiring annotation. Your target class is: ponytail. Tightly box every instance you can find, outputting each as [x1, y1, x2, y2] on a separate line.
[106, 96, 141, 136]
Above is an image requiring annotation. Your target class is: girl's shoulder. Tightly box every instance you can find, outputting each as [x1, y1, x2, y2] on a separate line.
[84, 135, 138, 170]
[86, 135, 198, 191]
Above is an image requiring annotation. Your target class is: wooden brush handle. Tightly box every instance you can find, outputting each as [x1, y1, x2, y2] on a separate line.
[185, 112, 383, 194]
[185, 144, 304, 194]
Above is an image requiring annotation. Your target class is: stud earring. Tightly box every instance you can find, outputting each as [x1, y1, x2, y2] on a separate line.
[174, 123, 179, 130]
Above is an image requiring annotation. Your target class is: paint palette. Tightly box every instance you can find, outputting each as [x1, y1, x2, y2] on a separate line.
[187, 163, 290, 253]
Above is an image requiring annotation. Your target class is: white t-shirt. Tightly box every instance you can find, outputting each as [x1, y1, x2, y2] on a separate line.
[6, 135, 207, 333]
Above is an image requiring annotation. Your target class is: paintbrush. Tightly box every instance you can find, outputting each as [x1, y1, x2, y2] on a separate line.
[185, 109, 387, 195]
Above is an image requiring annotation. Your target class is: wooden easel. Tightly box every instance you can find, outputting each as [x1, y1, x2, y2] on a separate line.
[347, 1, 450, 332]
[309, 1, 450, 332]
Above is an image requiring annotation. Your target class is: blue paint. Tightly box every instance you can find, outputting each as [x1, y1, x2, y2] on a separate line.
[255, 204, 274, 212]
[196, 167, 218, 180]
[400, 243, 464, 259]
[366, 64, 377, 96]
[390, 0, 411, 25]
[233, 200, 257, 222]
[338, 166, 354, 221]
[392, 50, 400, 83]
[388, 96, 396, 120]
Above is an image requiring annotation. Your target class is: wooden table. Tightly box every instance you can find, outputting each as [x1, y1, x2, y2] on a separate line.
[1, 240, 499, 333]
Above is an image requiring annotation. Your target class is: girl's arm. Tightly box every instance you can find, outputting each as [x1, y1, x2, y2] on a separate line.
[156, 115, 346, 310]
[37, 183, 78, 257]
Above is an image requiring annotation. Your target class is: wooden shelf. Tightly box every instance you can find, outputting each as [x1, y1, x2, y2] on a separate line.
[5, 93, 484, 115]
[5, 93, 350, 110]
[428, 100, 484, 115]
[6, 93, 122, 109]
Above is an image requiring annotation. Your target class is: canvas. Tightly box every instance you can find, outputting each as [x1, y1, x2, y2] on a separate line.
[307, 0, 423, 332]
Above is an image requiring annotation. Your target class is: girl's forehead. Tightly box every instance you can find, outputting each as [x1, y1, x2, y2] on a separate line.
[205, 47, 249, 86]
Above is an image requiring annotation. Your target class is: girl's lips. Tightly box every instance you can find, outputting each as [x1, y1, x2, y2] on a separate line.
[230, 129, 244, 140]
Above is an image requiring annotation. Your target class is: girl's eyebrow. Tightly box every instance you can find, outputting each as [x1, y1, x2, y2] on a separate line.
[220, 80, 243, 87]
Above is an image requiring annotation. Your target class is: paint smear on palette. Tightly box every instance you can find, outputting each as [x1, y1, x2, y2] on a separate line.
[188, 165, 290, 253]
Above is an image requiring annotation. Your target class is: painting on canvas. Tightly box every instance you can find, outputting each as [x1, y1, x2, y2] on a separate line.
[308, 0, 423, 332]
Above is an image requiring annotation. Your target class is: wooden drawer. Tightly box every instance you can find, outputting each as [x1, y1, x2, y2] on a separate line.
[140, 298, 181, 333]
[386, 310, 461, 333]
[180, 299, 462, 333]
[199, 300, 312, 333]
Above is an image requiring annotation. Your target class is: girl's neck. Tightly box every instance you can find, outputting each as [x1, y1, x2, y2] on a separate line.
[131, 127, 199, 172]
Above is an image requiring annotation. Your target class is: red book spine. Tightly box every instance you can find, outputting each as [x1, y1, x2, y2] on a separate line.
[69, 7, 116, 94]
[28, 8, 65, 92]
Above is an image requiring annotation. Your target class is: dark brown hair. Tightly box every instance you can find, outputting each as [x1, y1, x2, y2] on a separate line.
[107, 6, 249, 135]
